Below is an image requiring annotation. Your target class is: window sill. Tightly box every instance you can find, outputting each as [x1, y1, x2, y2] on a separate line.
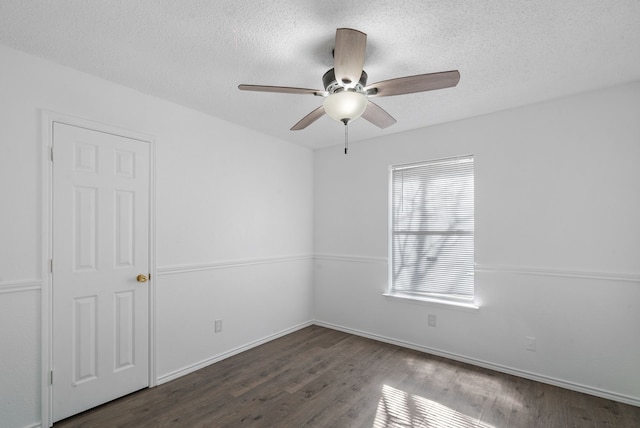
[383, 293, 480, 312]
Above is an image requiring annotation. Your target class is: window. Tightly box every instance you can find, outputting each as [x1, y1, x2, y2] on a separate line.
[389, 155, 474, 304]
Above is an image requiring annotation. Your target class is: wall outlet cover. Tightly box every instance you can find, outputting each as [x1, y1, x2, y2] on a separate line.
[526, 336, 536, 351]
[428, 314, 437, 327]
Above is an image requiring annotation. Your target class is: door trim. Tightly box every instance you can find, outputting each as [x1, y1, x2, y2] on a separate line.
[41, 111, 157, 427]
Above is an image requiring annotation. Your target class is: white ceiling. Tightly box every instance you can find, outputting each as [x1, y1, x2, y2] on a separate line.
[1, 0, 639, 149]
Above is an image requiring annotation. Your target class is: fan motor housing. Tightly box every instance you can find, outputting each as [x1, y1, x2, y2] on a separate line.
[322, 68, 368, 94]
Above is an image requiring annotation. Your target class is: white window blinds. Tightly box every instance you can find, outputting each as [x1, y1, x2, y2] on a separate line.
[390, 155, 474, 301]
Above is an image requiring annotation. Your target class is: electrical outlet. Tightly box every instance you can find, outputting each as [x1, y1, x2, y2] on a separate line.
[215, 319, 223, 333]
[525, 336, 536, 351]
[428, 314, 437, 327]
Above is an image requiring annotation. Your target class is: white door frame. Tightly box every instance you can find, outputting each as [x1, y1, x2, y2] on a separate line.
[41, 111, 157, 427]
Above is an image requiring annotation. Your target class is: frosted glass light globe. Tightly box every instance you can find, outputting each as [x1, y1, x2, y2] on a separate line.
[323, 91, 368, 123]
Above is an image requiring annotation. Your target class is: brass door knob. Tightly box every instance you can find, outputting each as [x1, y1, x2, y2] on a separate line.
[136, 274, 148, 283]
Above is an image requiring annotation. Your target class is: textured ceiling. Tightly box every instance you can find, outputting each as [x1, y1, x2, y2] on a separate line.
[1, 0, 639, 149]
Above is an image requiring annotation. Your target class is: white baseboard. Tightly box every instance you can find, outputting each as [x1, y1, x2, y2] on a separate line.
[313, 320, 640, 408]
[144, 317, 640, 408]
[156, 320, 314, 385]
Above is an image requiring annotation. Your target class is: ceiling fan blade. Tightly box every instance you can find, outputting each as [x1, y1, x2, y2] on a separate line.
[333, 28, 367, 87]
[290, 106, 326, 130]
[238, 84, 324, 96]
[365, 70, 460, 97]
[362, 101, 396, 129]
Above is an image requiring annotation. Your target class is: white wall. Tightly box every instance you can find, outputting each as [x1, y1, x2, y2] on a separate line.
[0, 45, 314, 428]
[314, 82, 640, 405]
[2, 39, 638, 427]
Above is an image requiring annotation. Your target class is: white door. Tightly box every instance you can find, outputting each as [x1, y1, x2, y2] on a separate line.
[52, 122, 150, 422]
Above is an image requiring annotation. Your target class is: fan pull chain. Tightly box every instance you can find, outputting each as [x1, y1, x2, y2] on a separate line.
[343, 120, 349, 155]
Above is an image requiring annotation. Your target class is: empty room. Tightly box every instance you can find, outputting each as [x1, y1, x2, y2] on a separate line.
[0, 1, 639, 427]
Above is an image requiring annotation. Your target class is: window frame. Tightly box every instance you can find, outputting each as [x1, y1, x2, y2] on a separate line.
[387, 155, 477, 309]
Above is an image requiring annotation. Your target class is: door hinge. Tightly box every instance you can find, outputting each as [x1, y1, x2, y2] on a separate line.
[50, 259, 53, 274]
[50, 146, 54, 162]
[50, 370, 54, 385]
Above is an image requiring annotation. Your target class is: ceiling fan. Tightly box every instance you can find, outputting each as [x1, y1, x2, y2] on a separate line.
[238, 28, 460, 151]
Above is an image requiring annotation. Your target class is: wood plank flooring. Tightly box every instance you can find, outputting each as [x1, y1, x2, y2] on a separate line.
[55, 325, 640, 427]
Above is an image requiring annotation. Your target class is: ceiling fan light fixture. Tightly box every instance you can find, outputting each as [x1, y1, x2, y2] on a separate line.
[322, 90, 368, 123]
[238, 28, 460, 132]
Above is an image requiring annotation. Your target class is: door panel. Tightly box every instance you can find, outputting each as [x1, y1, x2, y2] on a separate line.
[73, 295, 98, 385]
[52, 122, 150, 422]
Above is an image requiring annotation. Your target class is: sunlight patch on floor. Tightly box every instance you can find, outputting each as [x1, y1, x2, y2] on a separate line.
[373, 384, 495, 428]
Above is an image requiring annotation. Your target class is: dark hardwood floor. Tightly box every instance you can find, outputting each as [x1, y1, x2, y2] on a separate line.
[55, 325, 640, 427]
